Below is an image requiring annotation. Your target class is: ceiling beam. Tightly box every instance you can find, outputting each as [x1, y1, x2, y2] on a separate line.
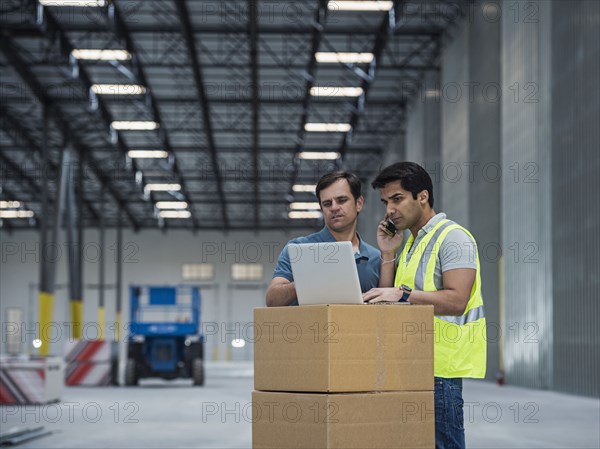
[4, 23, 443, 35]
[1, 96, 411, 107]
[0, 104, 100, 222]
[0, 34, 141, 230]
[286, 0, 329, 199]
[0, 152, 43, 199]
[22, 62, 437, 70]
[249, 0, 260, 231]
[103, 1, 199, 230]
[337, 0, 405, 162]
[174, 0, 229, 229]
[1, 145, 384, 154]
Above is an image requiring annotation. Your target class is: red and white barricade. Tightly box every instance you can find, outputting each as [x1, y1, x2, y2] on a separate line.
[0, 356, 63, 404]
[64, 340, 116, 386]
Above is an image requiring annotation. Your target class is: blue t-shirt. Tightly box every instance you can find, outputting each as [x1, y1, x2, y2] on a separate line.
[273, 227, 381, 306]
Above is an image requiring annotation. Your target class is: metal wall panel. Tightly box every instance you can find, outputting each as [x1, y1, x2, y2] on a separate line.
[441, 21, 470, 220]
[408, 7, 501, 380]
[423, 72, 442, 204]
[551, 0, 600, 397]
[501, 0, 553, 390]
[405, 72, 442, 200]
[468, 1, 501, 382]
[406, 92, 425, 162]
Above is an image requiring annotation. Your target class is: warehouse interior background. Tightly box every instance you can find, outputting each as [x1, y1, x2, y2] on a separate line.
[0, 0, 598, 448]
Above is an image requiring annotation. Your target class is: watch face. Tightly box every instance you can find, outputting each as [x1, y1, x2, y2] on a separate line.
[399, 285, 411, 303]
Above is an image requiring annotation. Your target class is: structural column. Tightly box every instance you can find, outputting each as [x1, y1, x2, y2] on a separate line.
[39, 136, 69, 355]
[98, 187, 105, 339]
[66, 152, 83, 339]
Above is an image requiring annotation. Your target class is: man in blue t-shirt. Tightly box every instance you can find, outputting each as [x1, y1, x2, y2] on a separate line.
[266, 171, 381, 307]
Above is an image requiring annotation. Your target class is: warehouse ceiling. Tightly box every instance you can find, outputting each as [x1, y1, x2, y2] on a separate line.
[0, 0, 463, 231]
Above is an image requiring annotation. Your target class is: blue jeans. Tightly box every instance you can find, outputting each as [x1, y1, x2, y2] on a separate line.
[434, 377, 465, 449]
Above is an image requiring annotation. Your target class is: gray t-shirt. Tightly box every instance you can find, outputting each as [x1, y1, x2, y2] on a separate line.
[403, 213, 477, 290]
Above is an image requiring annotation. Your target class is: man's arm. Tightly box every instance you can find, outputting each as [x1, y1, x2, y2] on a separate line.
[375, 218, 404, 287]
[266, 277, 297, 307]
[378, 250, 396, 287]
[363, 268, 474, 315]
[266, 242, 296, 307]
[405, 268, 474, 315]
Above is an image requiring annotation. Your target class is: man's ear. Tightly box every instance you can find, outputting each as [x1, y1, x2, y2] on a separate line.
[356, 195, 364, 213]
[419, 190, 429, 205]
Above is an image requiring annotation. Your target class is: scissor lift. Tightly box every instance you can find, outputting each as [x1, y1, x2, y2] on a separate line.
[125, 286, 204, 386]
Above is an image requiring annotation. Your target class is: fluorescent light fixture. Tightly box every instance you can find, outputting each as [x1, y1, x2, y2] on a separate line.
[128, 150, 168, 159]
[315, 52, 374, 64]
[292, 184, 316, 193]
[71, 49, 131, 60]
[159, 210, 191, 219]
[305, 123, 351, 132]
[0, 201, 22, 209]
[91, 84, 146, 95]
[290, 202, 320, 210]
[145, 183, 181, 192]
[39, 0, 107, 6]
[0, 210, 34, 218]
[111, 121, 159, 131]
[310, 86, 364, 97]
[297, 152, 341, 160]
[155, 201, 188, 209]
[288, 211, 323, 219]
[327, 1, 393, 11]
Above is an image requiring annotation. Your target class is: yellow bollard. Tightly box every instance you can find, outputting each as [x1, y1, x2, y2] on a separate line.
[70, 300, 83, 339]
[38, 291, 54, 356]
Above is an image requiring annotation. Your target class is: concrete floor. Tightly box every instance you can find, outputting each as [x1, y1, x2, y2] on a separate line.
[1, 362, 598, 448]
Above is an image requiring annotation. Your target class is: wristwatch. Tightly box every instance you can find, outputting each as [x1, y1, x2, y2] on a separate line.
[399, 284, 412, 303]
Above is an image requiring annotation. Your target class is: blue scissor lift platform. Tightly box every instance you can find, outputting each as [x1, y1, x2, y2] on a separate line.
[125, 285, 204, 386]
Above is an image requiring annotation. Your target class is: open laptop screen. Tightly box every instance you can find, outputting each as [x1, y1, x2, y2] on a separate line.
[289, 241, 365, 305]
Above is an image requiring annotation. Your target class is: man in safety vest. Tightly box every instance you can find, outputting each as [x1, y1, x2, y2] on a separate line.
[363, 161, 486, 449]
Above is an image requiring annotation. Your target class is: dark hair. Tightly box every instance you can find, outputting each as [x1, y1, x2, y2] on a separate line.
[371, 162, 434, 207]
[315, 171, 362, 203]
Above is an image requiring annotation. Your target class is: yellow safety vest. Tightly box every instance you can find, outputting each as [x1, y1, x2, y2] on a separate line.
[395, 218, 487, 378]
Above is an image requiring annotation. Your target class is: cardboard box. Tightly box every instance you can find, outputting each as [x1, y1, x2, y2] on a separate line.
[252, 390, 435, 449]
[254, 304, 433, 392]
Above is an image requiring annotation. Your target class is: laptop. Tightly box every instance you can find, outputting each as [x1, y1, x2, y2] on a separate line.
[289, 241, 365, 305]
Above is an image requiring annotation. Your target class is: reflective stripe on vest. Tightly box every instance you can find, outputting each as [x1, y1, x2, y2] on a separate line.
[437, 304, 486, 325]
[413, 221, 454, 291]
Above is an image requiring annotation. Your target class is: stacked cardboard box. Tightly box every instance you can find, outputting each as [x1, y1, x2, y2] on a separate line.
[253, 304, 435, 449]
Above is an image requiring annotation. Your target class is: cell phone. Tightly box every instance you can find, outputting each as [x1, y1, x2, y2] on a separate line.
[383, 219, 397, 237]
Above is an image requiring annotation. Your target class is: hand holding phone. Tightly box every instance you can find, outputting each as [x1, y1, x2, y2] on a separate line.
[382, 219, 397, 237]
[377, 215, 403, 254]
